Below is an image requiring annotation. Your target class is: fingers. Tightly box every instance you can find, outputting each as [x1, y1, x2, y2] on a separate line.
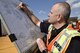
[18, 2, 23, 8]
[17, 2, 26, 9]
[36, 38, 47, 52]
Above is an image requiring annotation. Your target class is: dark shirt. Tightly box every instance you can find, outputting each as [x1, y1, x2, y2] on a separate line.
[40, 21, 80, 53]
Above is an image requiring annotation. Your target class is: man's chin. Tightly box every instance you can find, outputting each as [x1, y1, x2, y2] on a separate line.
[48, 20, 50, 23]
[48, 20, 51, 24]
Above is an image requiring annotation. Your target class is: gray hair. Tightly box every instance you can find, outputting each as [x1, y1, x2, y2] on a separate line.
[56, 2, 71, 22]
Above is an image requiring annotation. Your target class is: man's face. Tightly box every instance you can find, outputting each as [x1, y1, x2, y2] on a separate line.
[48, 4, 60, 24]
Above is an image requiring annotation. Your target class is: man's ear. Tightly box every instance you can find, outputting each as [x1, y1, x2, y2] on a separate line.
[57, 14, 61, 21]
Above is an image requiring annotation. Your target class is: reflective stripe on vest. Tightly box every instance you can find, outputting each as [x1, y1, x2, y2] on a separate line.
[46, 24, 80, 53]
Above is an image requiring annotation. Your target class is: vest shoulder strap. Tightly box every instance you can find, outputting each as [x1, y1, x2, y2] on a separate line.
[66, 28, 80, 37]
[48, 24, 54, 33]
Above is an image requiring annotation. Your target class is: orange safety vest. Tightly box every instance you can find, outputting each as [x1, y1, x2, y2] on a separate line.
[46, 24, 79, 53]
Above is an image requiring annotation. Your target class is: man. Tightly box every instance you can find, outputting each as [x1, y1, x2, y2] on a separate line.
[18, 2, 80, 53]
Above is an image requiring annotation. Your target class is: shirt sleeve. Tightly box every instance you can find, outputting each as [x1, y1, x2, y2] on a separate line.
[40, 21, 50, 34]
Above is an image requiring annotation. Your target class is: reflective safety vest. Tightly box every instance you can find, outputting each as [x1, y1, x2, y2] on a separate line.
[46, 24, 80, 53]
